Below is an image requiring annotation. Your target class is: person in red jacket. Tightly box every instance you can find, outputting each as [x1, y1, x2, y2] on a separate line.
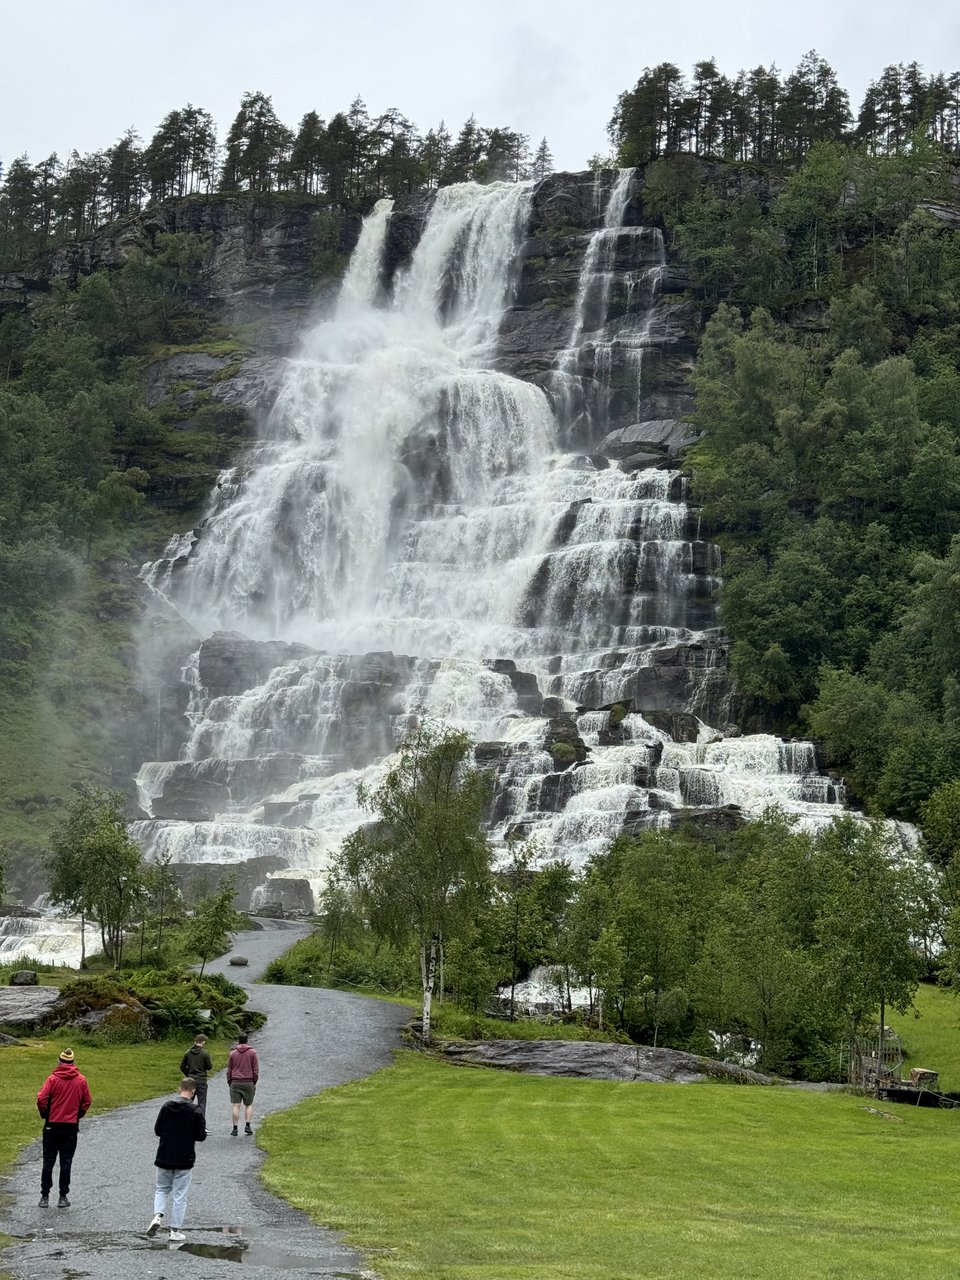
[226, 1032, 259, 1136]
[36, 1047, 92, 1208]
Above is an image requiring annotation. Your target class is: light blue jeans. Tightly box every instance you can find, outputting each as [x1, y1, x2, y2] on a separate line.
[154, 1166, 192, 1228]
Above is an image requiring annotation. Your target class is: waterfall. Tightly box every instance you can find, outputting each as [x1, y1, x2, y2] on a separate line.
[0, 911, 99, 968]
[148, 181, 555, 657]
[551, 169, 667, 439]
[132, 174, 861, 908]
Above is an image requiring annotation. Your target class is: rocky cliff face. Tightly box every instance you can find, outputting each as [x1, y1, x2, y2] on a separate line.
[1, 195, 358, 472]
[1, 194, 354, 321]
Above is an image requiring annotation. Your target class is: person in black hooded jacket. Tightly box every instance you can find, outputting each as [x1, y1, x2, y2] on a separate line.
[146, 1078, 206, 1243]
[179, 1035, 213, 1116]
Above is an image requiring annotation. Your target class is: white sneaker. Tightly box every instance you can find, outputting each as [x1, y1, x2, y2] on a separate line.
[146, 1212, 164, 1237]
[169, 1229, 185, 1242]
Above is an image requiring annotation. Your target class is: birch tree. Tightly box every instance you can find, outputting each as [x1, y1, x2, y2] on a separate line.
[337, 723, 492, 1043]
[47, 784, 145, 967]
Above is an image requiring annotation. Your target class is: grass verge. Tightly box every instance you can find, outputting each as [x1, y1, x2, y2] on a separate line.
[260, 1050, 960, 1280]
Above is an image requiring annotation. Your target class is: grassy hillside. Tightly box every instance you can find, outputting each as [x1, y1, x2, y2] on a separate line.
[889, 980, 960, 1091]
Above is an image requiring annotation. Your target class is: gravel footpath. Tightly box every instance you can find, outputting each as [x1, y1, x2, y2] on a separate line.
[0, 918, 407, 1279]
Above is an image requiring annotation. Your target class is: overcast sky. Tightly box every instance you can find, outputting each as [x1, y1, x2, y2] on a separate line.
[3, 0, 960, 171]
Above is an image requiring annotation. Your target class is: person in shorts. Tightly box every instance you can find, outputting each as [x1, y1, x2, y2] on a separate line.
[226, 1032, 259, 1136]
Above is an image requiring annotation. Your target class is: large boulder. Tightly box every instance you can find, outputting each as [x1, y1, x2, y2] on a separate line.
[0, 987, 64, 1028]
[598, 418, 700, 465]
[67, 1001, 151, 1037]
[434, 1038, 775, 1085]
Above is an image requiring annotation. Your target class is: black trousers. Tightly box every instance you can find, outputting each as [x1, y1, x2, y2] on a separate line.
[193, 1080, 208, 1116]
[41, 1124, 78, 1196]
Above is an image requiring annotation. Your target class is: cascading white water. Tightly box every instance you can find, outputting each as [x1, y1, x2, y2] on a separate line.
[0, 909, 99, 968]
[134, 173, 855, 905]
[551, 169, 667, 436]
[149, 182, 556, 655]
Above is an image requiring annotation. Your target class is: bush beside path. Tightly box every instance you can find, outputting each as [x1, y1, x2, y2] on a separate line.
[0, 918, 407, 1280]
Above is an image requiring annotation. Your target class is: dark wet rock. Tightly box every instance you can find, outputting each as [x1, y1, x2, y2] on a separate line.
[255, 877, 313, 915]
[151, 775, 231, 822]
[197, 631, 318, 699]
[229, 955, 250, 966]
[638, 709, 702, 743]
[172, 856, 288, 912]
[483, 658, 542, 715]
[253, 901, 285, 919]
[9, 970, 38, 986]
[434, 1038, 776, 1085]
[536, 769, 578, 812]
[259, 800, 299, 826]
[474, 742, 528, 769]
[599, 418, 700, 463]
[68, 1001, 151, 1036]
[382, 189, 435, 285]
[489, 169, 702, 444]
[0, 986, 64, 1028]
[674, 805, 745, 840]
[149, 754, 310, 820]
[544, 714, 588, 768]
[622, 807, 674, 835]
[142, 352, 235, 409]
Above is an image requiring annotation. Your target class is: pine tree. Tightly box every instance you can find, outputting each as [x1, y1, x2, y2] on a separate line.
[531, 136, 553, 180]
[420, 122, 452, 188]
[220, 90, 293, 192]
[442, 115, 485, 183]
[0, 156, 39, 265]
[289, 111, 327, 194]
[104, 131, 142, 218]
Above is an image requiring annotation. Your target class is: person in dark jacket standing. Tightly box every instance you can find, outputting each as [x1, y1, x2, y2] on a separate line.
[146, 1078, 206, 1242]
[179, 1034, 213, 1115]
[36, 1047, 92, 1208]
[226, 1032, 259, 1136]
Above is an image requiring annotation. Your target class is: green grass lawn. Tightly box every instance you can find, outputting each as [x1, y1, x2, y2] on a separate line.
[260, 1048, 960, 1280]
[0, 1036, 233, 1174]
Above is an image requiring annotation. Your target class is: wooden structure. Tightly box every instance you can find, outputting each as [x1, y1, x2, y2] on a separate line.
[847, 1025, 903, 1089]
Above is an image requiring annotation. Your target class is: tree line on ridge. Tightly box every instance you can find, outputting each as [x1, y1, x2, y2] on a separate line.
[609, 52, 960, 167]
[0, 92, 553, 269]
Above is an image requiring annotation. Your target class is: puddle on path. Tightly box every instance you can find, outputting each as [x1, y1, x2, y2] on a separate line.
[177, 1238, 361, 1274]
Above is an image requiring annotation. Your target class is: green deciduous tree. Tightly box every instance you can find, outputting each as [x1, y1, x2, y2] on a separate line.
[336, 722, 492, 1043]
[47, 784, 146, 967]
[184, 878, 243, 975]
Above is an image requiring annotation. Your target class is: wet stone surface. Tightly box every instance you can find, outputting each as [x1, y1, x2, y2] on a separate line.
[0, 919, 406, 1280]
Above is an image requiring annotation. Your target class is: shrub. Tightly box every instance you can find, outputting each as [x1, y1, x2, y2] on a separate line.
[432, 1005, 630, 1043]
[264, 931, 418, 994]
[54, 965, 263, 1039]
